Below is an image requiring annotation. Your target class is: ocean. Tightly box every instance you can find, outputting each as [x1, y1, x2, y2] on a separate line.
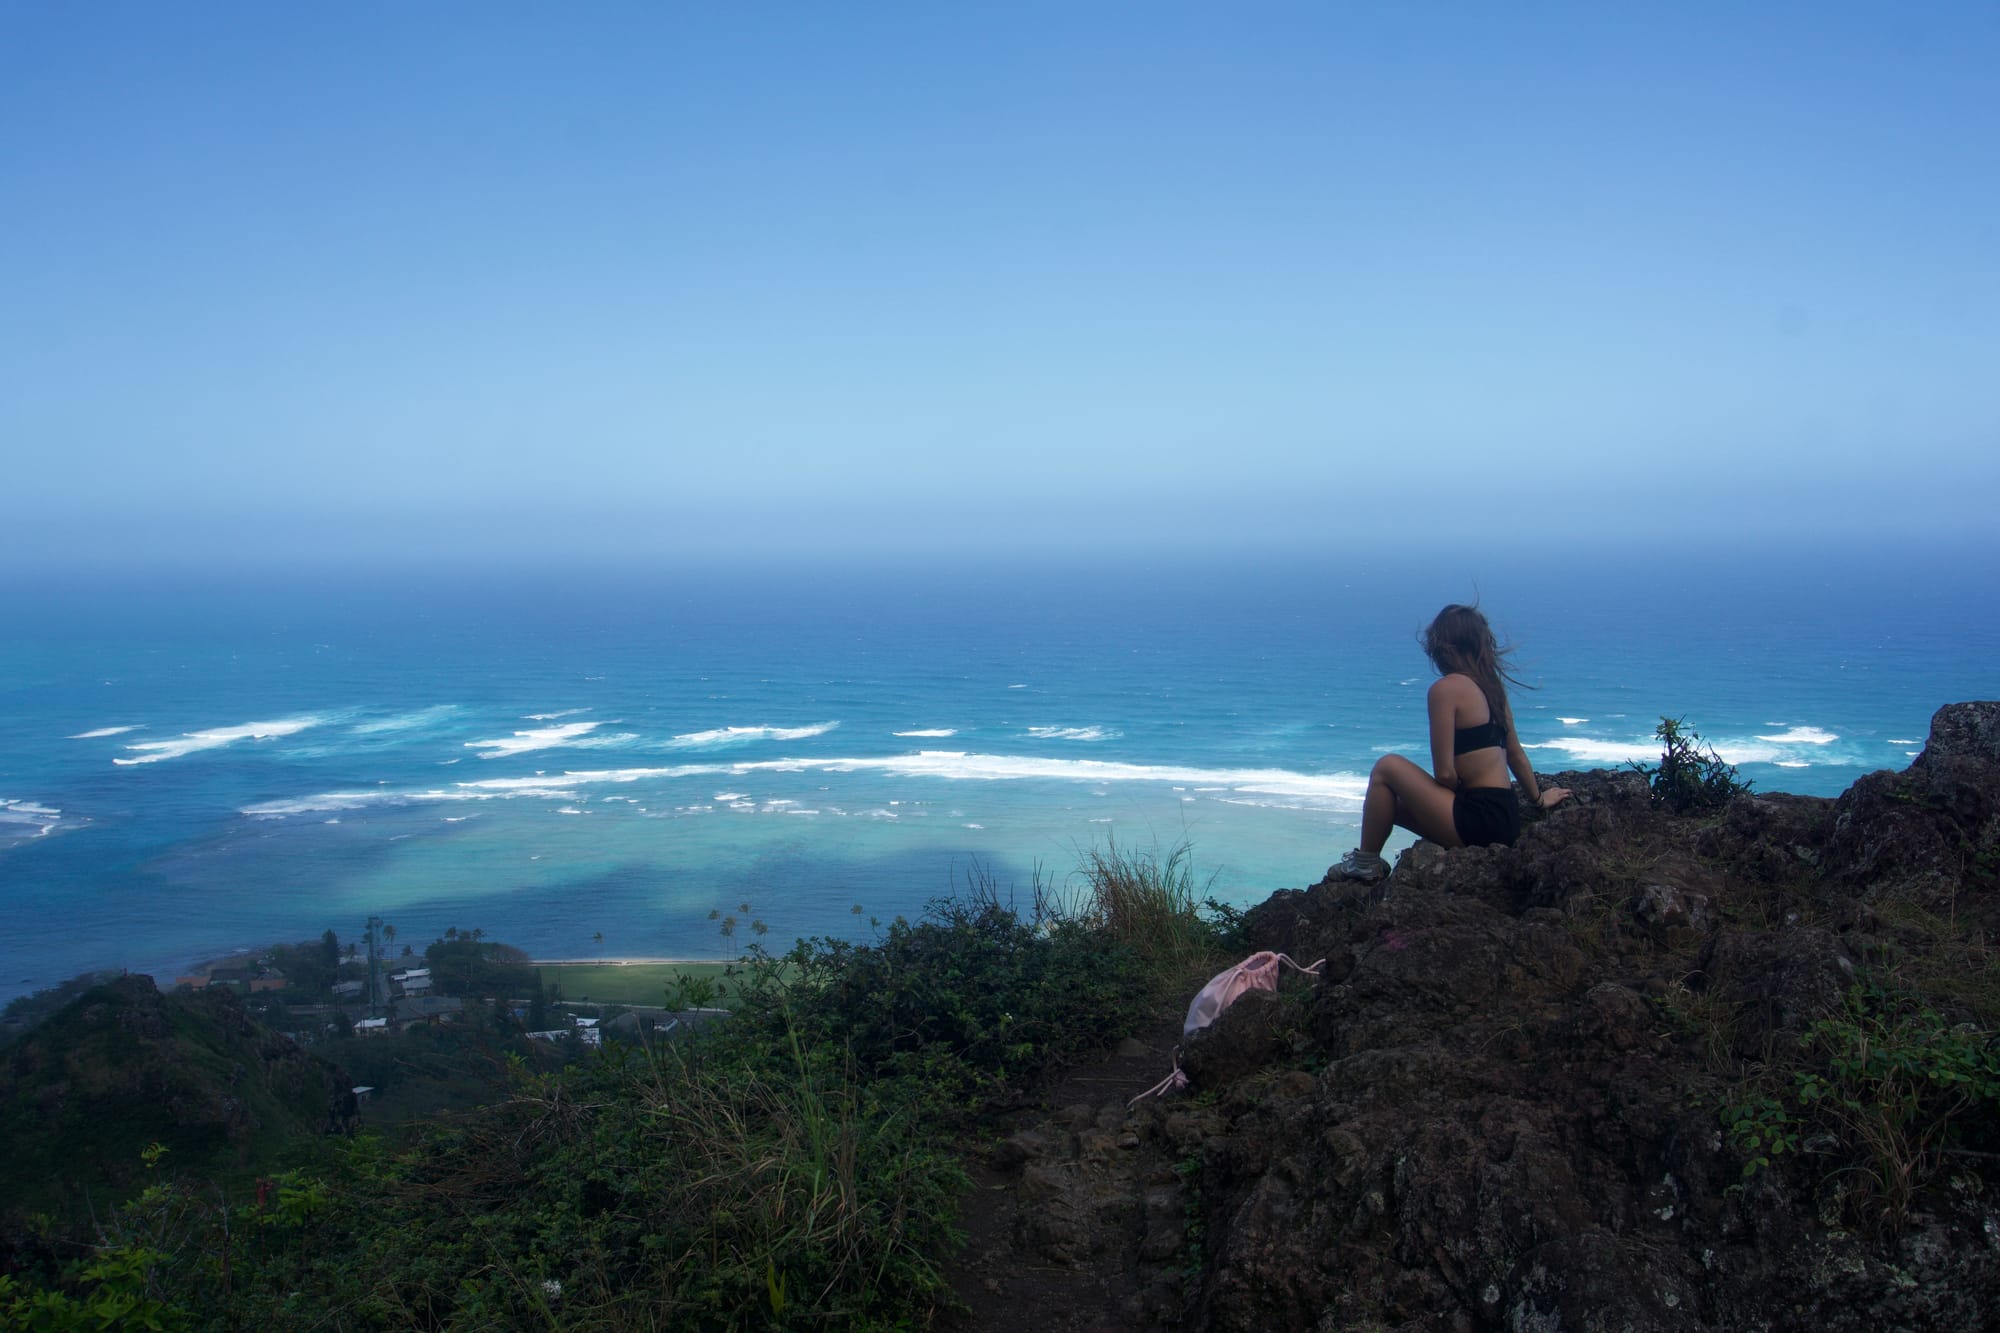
[3, 540, 1994, 1003]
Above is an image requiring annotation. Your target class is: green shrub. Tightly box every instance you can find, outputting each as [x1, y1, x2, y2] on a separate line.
[736, 891, 1158, 1119]
[1635, 716, 1751, 813]
[3, 891, 1170, 1329]
[1720, 1091, 1798, 1180]
[1794, 984, 2000, 1227]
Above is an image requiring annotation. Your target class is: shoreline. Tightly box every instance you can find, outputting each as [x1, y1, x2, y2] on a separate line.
[529, 957, 725, 967]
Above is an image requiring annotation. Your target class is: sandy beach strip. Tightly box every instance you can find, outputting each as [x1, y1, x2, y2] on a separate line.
[529, 957, 723, 967]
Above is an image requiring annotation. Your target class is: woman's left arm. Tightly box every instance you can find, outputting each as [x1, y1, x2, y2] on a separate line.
[1506, 729, 1570, 809]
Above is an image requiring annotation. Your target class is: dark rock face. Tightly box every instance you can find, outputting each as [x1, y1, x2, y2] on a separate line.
[981, 703, 2000, 1331]
[1161, 702, 2000, 1332]
[1806, 703, 2000, 936]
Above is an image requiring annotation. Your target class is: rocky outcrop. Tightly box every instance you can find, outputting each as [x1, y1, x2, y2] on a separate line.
[973, 703, 2000, 1330]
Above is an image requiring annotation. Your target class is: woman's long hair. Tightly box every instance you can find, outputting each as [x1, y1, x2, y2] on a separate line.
[1422, 604, 1530, 732]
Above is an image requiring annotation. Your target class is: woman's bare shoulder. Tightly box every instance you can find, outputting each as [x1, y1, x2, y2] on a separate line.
[1428, 672, 1480, 702]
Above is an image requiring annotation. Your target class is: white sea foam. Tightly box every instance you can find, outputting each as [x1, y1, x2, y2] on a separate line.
[241, 752, 1371, 817]
[1524, 736, 1661, 764]
[1533, 729, 1853, 769]
[668, 722, 839, 749]
[114, 716, 323, 765]
[1, 800, 61, 819]
[352, 705, 459, 736]
[1027, 726, 1119, 742]
[526, 708, 590, 721]
[1754, 727, 1838, 745]
[1558, 717, 1588, 726]
[465, 720, 605, 759]
[1, 799, 63, 840]
[69, 725, 143, 739]
[1888, 738, 1919, 746]
[895, 729, 958, 738]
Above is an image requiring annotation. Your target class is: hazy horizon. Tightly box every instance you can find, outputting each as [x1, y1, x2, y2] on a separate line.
[4, 4, 1996, 569]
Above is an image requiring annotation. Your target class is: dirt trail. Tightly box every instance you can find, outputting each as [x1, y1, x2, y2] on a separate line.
[944, 991, 1196, 1331]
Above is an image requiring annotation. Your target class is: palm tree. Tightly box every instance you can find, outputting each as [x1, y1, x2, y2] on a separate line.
[383, 923, 396, 952]
[592, 931, 604, 960]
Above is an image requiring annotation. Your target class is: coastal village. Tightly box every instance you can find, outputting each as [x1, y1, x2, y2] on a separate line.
[168, 915, 722, 1060]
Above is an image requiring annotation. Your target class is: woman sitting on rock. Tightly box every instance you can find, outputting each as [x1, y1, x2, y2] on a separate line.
[1331, 603, 1570, 883]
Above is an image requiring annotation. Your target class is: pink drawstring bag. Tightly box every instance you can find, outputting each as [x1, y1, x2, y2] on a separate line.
[1180, 950, 1325, 1039]
[1129, 951, 1325, 1105]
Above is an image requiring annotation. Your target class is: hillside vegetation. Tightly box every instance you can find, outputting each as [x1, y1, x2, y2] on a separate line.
[0, 852, 1198, 1329]
[0, 977, 355, 1220]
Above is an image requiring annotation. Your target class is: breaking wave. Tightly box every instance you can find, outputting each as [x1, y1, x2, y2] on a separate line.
[667, 722, 840, 749]
[114, 717, 323, 765]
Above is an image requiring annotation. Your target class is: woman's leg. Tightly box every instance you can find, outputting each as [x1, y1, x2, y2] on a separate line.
[1360, 755, 1462, 853]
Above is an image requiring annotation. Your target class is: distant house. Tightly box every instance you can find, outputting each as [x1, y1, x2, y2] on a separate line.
[248, 969, 287, 993]
[207, 965, 255, 989]
[175, 973, 211, 990]
[605, 1007, 730, 1044]
[527, 1014, 603, 1048]
[390, 968, 433, 997]
[396, 995, 463, 1024]
[354, 1017, 390, 1036]
[332, 980, 364, 1001]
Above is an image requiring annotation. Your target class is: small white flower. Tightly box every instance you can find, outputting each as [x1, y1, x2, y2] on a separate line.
[541, 1279, 563, 1300]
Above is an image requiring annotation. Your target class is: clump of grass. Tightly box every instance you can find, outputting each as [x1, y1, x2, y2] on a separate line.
[1870, 900, 2000, 1029]
[1074, 836, 1216, 969]
[1660, 975, 1740, 1074]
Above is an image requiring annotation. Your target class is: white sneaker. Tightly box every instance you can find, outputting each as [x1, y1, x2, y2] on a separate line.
[1329, 849, 1389, 884]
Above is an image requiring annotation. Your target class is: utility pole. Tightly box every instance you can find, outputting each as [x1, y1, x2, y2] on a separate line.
[365, 914, 384, 1017]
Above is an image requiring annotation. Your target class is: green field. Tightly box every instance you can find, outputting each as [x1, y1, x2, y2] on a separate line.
[534, 961, 742, 1008]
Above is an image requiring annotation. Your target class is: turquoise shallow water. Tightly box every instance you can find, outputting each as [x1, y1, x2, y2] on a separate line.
[3, 541, 1994, 1001]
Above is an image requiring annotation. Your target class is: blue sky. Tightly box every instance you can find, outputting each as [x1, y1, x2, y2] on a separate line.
[3, 3, 1995, 566]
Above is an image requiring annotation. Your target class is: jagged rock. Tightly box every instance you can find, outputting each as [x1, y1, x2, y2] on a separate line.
[1153, 715, 2000, 1330]
[1697, 928, 1856, 1059]
[1916, 700, 2000, 768]
[1180, 989, 1288, 1087]
[954, 712, 2000, 1330]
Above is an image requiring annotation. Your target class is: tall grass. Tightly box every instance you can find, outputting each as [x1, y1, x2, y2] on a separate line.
[1074, 836, 1216, 969]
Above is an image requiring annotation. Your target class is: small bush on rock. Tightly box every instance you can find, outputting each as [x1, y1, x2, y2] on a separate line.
[1636, 716, 1751, 813]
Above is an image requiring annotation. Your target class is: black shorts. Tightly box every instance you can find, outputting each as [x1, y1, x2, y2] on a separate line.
[1453, 786, 1521, 848]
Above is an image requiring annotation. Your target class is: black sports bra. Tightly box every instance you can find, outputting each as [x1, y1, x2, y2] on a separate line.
[1453, 719, 1508, 754]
